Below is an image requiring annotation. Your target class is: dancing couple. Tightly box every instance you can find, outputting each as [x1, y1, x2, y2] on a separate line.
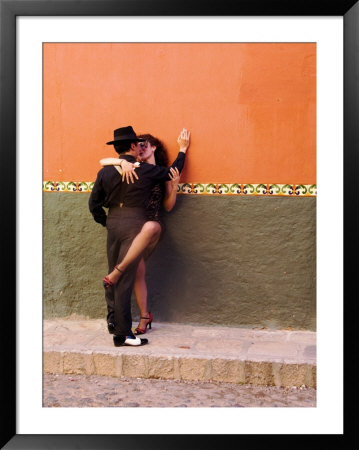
[89, 126, 190, 347]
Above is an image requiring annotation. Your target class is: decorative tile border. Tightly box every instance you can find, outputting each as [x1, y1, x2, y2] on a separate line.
[43, 181, 94, 193]
[43, 181, 316, 196]
[182, 183, 317, 196]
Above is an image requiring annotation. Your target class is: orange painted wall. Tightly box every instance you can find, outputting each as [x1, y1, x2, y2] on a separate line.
[43, 43, 316, 184]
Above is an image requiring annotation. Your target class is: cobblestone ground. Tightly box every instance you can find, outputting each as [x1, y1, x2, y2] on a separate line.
[43, 374, 316, 407]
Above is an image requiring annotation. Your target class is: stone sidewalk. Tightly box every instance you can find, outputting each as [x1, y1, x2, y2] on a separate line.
[43, 318, 316, 388]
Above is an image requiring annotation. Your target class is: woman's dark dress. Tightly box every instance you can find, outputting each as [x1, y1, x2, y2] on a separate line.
[145, 182, 165, 226]
[142, 182, 166, 260]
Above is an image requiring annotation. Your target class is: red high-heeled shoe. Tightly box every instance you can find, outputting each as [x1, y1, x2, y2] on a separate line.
[103, 266, 123, 288]
[103, 276, 114, 288]
[134, 312, 153, 335]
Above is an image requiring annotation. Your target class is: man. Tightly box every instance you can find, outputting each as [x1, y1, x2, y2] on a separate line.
[89, 126, 186, 347]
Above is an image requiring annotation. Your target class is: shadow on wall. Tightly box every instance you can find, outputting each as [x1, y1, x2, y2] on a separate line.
[137, 195, 234, 325]
[133, 195, 316, 330]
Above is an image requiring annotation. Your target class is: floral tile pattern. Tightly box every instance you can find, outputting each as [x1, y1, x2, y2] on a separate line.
[43, 182, 317, 196]
[43, 181, 94, 192]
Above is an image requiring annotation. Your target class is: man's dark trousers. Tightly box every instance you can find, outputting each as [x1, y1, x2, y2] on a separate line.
[105, 205, 146, 336]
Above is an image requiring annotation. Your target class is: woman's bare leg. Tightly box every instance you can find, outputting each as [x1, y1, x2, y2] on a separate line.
[104, 221, 161, 285]
[133, 258, 151, 332]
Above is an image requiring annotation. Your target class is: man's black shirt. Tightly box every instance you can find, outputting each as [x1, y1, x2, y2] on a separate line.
[89, 152, 186, 226]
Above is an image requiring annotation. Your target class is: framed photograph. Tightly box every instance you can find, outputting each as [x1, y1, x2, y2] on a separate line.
[1, 0, 356, 447]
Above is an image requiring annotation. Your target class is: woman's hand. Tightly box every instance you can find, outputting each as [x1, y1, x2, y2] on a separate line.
[177, 128, 190, 153]
[121, 160, 139, 184]
[100, 157, 139, 183]
[164, 167, 181, 211]
[168, 167, 181, 190]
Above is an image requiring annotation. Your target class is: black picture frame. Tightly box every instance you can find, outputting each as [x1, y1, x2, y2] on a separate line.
[1, 0, 356, 448]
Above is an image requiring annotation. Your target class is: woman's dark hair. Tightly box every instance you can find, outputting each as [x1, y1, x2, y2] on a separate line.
[138, 134, 169, 167]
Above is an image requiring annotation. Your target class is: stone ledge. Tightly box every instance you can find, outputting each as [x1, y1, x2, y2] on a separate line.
[43, 350, 316, 388]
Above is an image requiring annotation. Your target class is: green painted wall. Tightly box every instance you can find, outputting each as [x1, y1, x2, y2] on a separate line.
[43, 193, 316, 330]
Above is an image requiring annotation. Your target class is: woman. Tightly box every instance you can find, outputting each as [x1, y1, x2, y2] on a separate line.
[100, 128, 190, 334]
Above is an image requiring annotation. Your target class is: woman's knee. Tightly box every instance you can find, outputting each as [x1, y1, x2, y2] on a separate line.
[142, 221, 161, 238]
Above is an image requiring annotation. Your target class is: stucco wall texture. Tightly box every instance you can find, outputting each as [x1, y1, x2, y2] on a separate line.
[43, 43, 316, 184]
[43, 194, 316, 330]
[43, 43, 316, 330]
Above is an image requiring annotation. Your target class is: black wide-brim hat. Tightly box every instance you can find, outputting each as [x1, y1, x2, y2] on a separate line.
[106, 126, 145, 145]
